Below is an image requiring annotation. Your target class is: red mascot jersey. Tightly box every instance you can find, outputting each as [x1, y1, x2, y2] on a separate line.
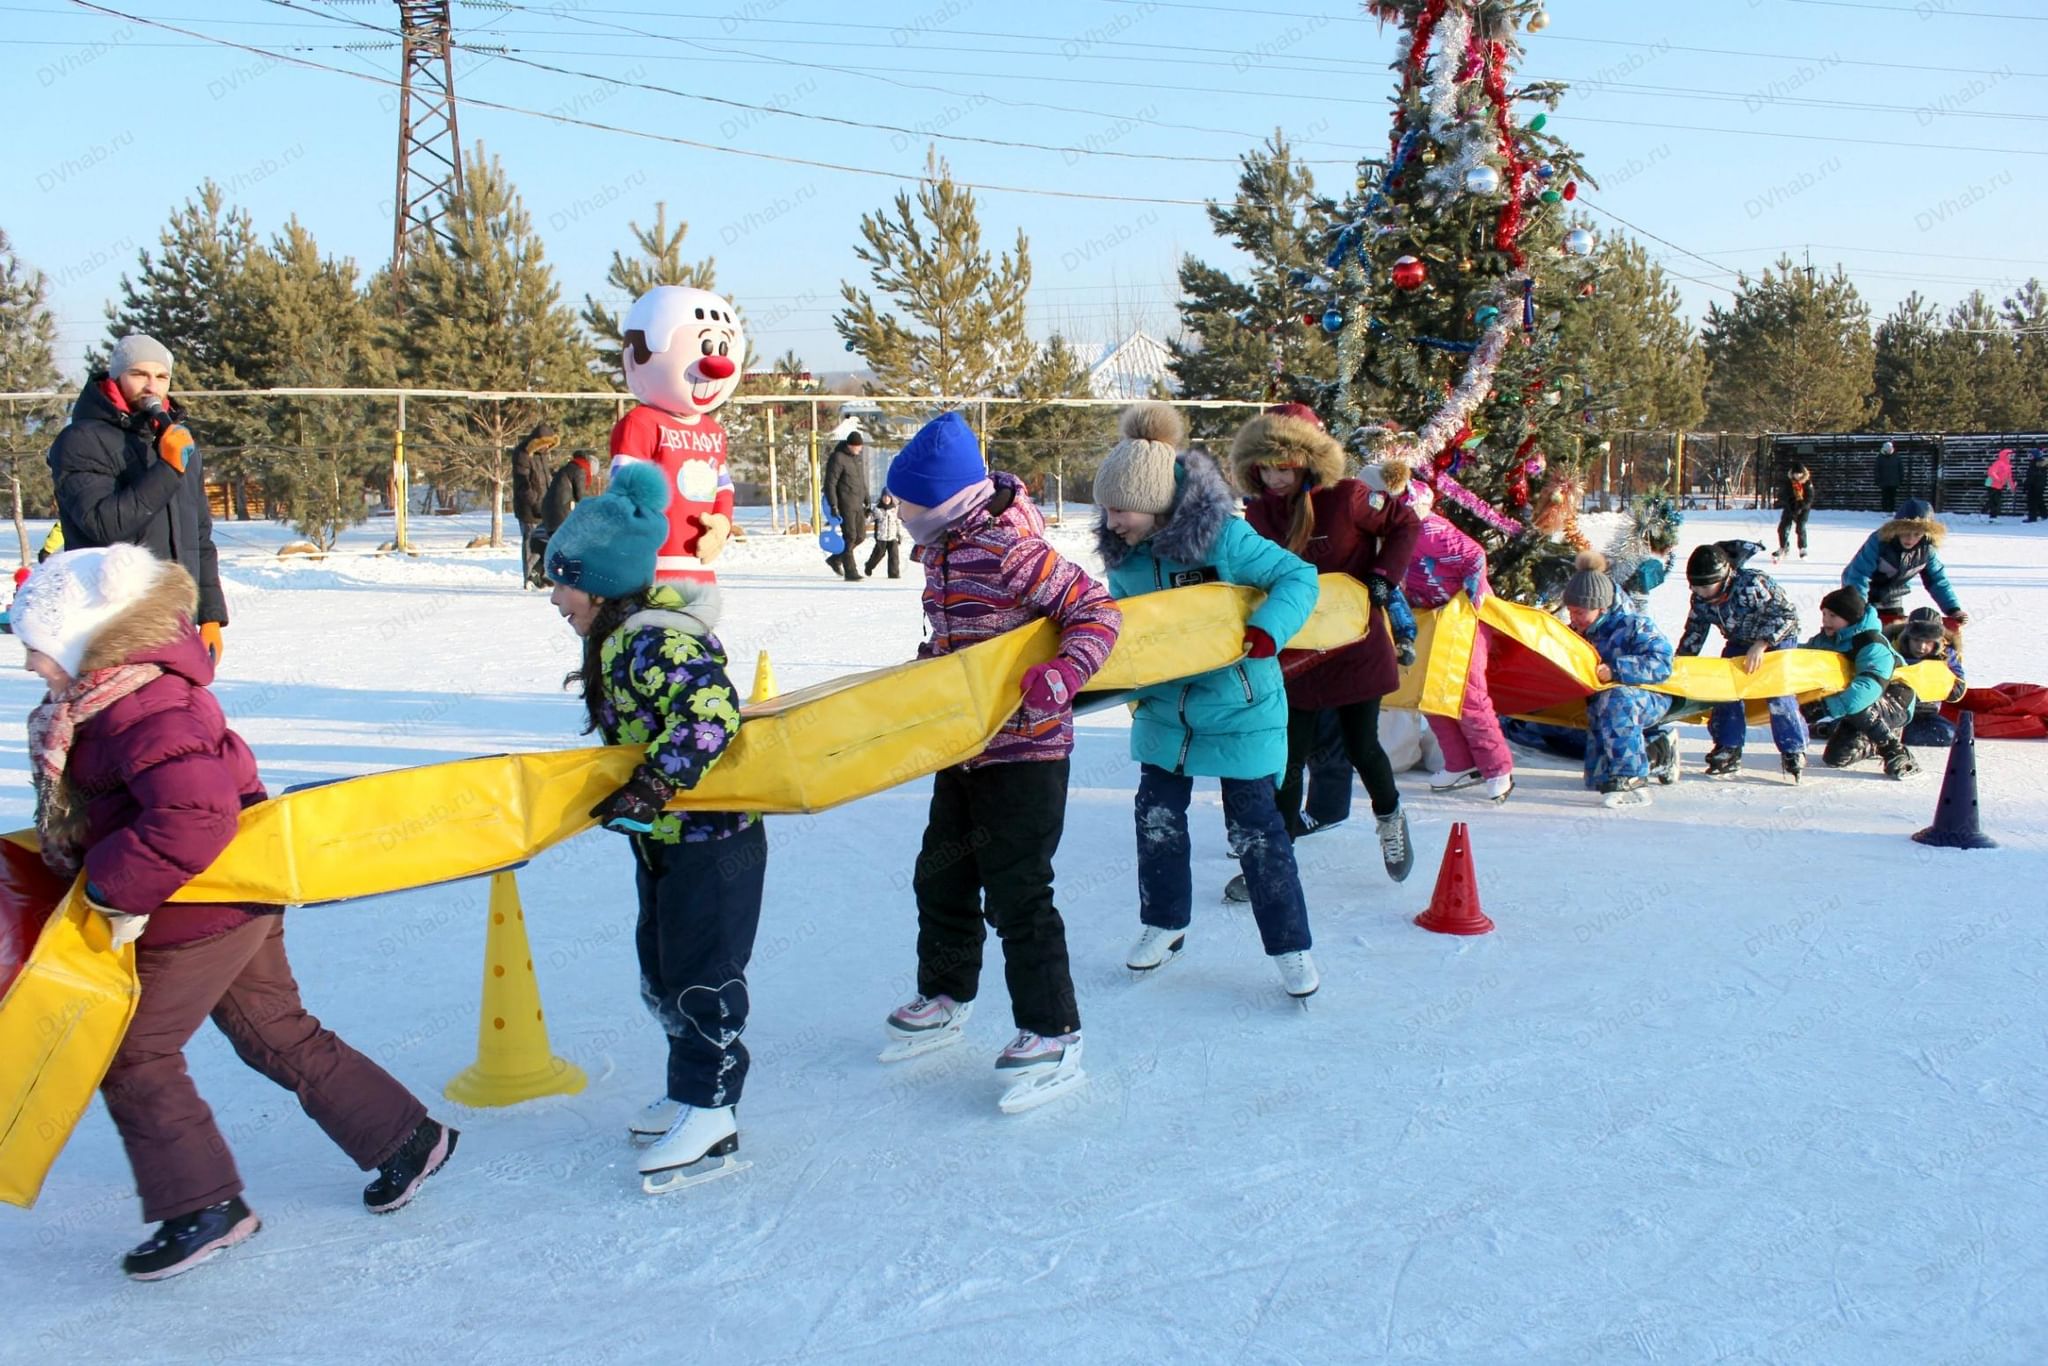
[608, 405, 735, 585]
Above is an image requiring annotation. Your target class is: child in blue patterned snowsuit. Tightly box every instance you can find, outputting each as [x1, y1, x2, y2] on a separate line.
[1563, 557, 1674, 806]
[546, 463, 763, 1184]
[1676, 540, 1807, 779]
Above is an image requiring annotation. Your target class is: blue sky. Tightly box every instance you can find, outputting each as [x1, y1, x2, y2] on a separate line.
[5, 0, 2044, 384]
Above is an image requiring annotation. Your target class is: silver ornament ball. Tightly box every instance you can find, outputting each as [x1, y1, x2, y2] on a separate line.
[1464, 165, 1501, 196]
[1529, 10, 1550, 32]
[1563, 228, 1595, 256]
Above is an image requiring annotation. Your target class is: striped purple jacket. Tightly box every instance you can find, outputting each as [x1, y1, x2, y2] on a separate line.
[914, 473, 1122, 766]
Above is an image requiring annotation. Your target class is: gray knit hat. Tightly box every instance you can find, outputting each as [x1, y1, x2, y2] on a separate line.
[108, 334, 173, 377]
[1561, 551, 1615, 612]
[1092, 402, 1186, 515]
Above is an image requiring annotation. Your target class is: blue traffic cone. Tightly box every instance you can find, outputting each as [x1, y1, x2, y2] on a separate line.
[1911, 710, 1997, 850]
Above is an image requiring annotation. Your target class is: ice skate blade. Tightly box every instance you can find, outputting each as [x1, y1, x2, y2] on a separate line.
[998, 1067, 1088, 1115]
[878, 1028, 965, 1064]
[641, 1152, 750, 1195]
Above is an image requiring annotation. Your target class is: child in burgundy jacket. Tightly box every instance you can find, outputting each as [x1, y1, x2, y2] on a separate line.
[15, 546, 454, 1281]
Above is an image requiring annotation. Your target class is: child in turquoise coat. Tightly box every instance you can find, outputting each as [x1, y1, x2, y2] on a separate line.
[1092, 403, 1324, 998]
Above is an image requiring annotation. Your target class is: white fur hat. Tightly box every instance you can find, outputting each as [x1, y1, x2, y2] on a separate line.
[13, 545, 173, 677]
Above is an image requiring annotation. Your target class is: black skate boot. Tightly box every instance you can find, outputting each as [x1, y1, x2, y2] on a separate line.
[1781, 752, 1805, 783]
[1879, 738, 1920, 780]
[1599, 777, 1651, 809]
[1646, 731, 1679, 785]
[364, 1118, 459, 1214]
[122, 1197, 261, 1281]
[1703, 745, 1742, 777]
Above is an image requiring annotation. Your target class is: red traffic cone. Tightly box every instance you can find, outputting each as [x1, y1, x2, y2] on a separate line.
[1415, 822, 1494, 935]
[1911, 710, 1997, 850]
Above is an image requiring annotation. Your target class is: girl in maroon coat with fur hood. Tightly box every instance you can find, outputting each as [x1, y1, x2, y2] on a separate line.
[14, 546, 455, 1281]
[1229, 404, 1422, 882]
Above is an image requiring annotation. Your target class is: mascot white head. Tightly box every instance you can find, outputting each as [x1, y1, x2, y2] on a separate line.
[622, 285, 746, 419]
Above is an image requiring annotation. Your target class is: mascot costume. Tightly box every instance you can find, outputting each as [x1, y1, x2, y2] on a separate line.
[610, 285, 745, 585]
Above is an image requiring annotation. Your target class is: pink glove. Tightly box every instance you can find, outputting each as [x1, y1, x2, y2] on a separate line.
[1021, 658, 1084, 711]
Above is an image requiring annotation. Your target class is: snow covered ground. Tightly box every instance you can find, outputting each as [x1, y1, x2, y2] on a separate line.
[1, 507, 2043, 1365]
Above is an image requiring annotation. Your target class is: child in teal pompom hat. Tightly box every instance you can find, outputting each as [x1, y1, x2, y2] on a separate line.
[547, 461, 767, 1187]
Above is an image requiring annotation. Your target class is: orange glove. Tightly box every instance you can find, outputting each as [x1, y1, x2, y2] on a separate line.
[201, 622, 224, 663]
[158, 424, 195, 474]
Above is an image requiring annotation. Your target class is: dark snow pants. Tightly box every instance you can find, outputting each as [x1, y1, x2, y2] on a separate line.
[102, 916, 426, 1223]
[635, 821, 767, 1109]
[1137, 764, 1310, 957]
[1277, 700, 1399, 833]
[914, 760, 1079, 1037]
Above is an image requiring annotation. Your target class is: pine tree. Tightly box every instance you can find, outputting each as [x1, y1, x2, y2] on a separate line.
[103, 181, 267, 469]
[0, 229, 63, 561]
[1702, 256, 1874, 433]
[1942, 291, 2027, 432]
[244, 220, 387, 547]
[1005, 334, 1109, 499]
[1294, 0, 1597, 598]
[392, 144, 600, 545]
[1999, 278, 2047, 430]
[1169, 133, 1336, 429]
[1560, 233, 1705, 435]
[581, 201, 716, 385]
[1873, 292, 1951, 432]
[835, 149, 1033, 434]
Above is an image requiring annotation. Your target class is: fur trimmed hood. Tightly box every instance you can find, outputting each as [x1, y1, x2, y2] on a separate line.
[78, 564, 199, 673]
[1227, 412, 1346, 494]
[1878, 513, 1944, 545]
[1095, 448, 1237, 571]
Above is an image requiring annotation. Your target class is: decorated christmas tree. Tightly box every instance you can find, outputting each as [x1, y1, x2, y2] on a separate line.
[1294, 0, 1599, 600]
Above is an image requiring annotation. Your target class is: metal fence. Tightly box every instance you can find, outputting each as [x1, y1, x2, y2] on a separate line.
[1762, 431, 2048, 515]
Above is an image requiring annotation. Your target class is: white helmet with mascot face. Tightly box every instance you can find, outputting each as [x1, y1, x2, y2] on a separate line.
[622, 285, 746, 417]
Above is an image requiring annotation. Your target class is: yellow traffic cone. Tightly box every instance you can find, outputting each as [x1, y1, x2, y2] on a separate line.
[751, 649, 779, 703]
[443, 871, 587, 1108]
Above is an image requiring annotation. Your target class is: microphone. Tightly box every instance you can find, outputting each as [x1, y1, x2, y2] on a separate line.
[134, 392, 174, 434]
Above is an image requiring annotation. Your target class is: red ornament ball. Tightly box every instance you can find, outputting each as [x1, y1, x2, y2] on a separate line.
[1563, 180, 1578, 201]
[1391, 255, 1428, 290]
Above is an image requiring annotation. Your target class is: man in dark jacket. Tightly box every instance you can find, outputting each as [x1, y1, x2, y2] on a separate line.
[541, 448, 599, 534]
[1774, 462, 1814, 561]
[47, 334, 228, 660]
[508, 423, 559, 589]
[2024, 448, 2047, 524]
[1873, 441, 1904, 514]
[821, 431, 870, 581]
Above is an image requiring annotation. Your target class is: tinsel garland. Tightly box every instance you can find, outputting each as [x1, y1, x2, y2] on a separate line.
[1483, 39, 1529, 267]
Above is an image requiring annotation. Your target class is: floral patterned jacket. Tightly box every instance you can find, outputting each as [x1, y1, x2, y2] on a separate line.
[597, 584, 755, 843]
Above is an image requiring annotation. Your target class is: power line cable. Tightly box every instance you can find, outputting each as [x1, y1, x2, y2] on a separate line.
[61, 1, 1224, 206]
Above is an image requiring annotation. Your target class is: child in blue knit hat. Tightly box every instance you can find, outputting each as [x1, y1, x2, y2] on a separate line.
[546, 464, 763, 1194]
[874, 410, 1123, 1115]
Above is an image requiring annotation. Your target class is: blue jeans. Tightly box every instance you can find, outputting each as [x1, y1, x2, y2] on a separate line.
[1135, 764, 1310, 955]
[1706, 638, 1808, 755]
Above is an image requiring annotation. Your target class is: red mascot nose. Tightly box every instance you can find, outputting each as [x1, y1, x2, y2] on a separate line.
[698, 354, 737, 381]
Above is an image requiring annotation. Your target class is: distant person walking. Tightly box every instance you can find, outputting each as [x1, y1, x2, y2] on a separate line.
[1984, 448, 2014, 522]
[2024, 448, 2047, 524]
[822, 432, 870, 582]
[509, 423, 559, 590]
[1873, 441, 1904, 514]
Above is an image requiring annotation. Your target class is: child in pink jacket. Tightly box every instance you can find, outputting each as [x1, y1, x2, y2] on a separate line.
[1400, 482, 1514, 803]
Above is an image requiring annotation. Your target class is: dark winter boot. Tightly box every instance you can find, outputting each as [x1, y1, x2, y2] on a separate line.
[1781, 753, 1805, 784]
[363, 1119, 459, 1214]
[1703, 745, 1742, 777]
[1879, 738, 1920, 781]
[122, 1197, 261, 1281]
[1822, 727, 1876, 768]
[1646, 731, 1678, 785]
